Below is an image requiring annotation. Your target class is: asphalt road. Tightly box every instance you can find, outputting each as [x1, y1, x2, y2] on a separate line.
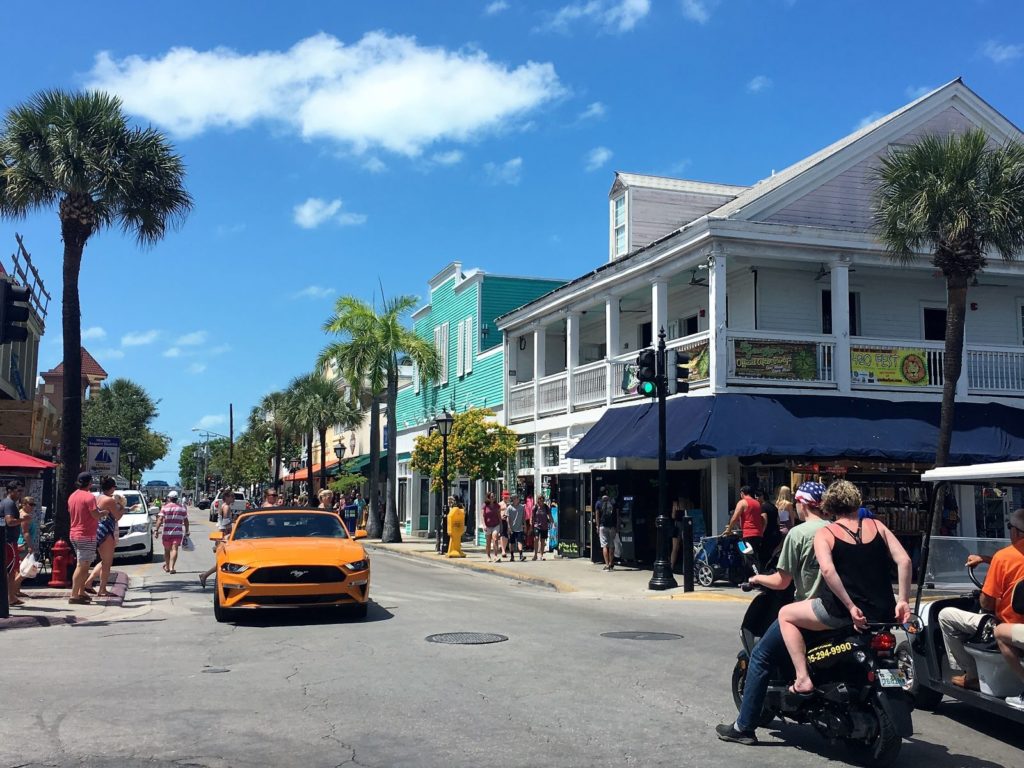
[4, 529, 1023, 768]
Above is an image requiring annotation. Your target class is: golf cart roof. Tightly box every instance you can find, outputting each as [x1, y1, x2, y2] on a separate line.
[921, 460, 1024, 483]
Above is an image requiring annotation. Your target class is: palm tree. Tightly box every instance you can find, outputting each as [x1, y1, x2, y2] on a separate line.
[319, 295, 438, 542]
[255, 391, 290, 490]
[0, 90, 191, 538]
[873, 129, 1024, 465]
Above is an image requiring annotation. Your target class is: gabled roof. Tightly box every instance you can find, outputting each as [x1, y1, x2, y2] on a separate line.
[611, 172, 747, 197]
[43, 347, 108, 379]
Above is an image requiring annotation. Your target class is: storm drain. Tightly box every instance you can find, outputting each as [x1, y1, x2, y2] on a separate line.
[601, 631, 684, 641]
[426, 632, 509, 645]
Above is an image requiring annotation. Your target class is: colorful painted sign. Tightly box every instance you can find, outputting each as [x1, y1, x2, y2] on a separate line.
[86, 436, 121, 476]
[733, 340, 819, 380]
[850, 346, 931, 386]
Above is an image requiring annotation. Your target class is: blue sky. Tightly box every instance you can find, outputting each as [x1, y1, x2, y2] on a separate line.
[1, 0, 1022, 483]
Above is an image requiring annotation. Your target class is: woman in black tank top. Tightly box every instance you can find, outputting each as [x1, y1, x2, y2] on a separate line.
[776, 480, 913, 694]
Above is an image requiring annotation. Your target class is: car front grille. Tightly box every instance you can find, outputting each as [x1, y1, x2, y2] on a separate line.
[246, 594, 352, 605]
[247, 565, 345, 584]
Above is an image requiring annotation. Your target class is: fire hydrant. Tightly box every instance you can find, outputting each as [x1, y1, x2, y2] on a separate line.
[446, 505, 466, 558]
[48, 539, 75, 588]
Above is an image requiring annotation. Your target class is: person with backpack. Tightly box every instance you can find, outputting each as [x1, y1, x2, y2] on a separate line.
[597, 494, 618, 571]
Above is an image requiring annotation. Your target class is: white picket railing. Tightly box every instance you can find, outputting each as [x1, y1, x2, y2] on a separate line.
[571, 361, 607, 409]
[508, 382, 534, 422]
[537, 372, 568, 416]
[969, 346, 1024, 394]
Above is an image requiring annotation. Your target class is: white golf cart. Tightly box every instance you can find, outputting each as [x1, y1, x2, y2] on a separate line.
[902, 460, 1024, 723]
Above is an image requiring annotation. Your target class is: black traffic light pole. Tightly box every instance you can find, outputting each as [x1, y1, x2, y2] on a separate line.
[648, 328, 678, 591]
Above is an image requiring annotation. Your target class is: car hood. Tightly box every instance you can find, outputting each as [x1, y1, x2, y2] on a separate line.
[120, 511, 149, 526]
[220, 537, 366, 566]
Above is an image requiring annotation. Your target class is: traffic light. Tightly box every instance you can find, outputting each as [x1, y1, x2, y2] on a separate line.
[636, 348, 658, 397]
[0, 280, 31, 345]
[666, 350, 691, 395]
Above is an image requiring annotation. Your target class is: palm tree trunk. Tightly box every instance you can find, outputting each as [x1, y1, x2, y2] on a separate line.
[57, 238, 86, 542]
[366, 394, 382, 538]
[382, 362, 402, 543]
[936, 274, 969, 467]
[318, 427, 327, 498]
[305, 433, 315, 507]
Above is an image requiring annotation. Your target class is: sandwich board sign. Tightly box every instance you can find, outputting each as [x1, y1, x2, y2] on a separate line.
[86, 437, 120, 477]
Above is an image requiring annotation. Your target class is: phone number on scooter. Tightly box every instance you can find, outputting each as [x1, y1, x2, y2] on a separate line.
[807, 641, 853, 664]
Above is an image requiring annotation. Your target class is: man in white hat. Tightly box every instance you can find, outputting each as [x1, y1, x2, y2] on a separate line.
[154, 490, 189, 574]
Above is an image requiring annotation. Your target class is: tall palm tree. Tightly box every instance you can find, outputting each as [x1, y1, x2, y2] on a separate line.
[255, 390, 290, 490]
[0, 90, 191, 538]
[320, 295, 438, 542]
[873, 129, 1024, 465]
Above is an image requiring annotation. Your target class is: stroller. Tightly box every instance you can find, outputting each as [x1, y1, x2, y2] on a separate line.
[693, 533, 757, 587]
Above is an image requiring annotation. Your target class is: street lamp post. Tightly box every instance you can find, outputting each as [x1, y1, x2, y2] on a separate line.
[126, 451, 137, 490]
[288, 457, 301, 504]
[194, 449, 203, 502]
[434, 409, 454, 555]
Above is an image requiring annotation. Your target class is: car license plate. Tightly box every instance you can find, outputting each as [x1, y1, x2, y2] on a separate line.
[876, 669, 906, 688]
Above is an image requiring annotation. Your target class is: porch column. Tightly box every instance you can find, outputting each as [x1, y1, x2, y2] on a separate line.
[533, 326, 546, 420]
[652, 278, 668, 341]
[566, 312, 580, 414]
[708, 249, 728, 392]
[710, 457, 732, 532]
[955, 343, 970, 398]
[831, 256, 852, 393]
[605, 295, 620, 406]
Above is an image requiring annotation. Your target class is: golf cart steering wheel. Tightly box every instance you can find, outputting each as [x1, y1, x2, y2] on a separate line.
[968, 560, 985, 589]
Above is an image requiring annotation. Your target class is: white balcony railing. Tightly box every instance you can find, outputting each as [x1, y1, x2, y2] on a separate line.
[969, 345, 1024, 394]
[508, 382, 534, 422]
[727, 331, 836, 386]
[537, 372, 568, 416]
[571, 360, 607, 409]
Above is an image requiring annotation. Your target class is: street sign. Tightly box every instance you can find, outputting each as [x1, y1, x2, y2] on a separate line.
[86, 436, 121, 477]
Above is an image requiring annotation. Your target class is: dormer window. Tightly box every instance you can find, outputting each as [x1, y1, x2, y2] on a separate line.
[611, 193, 627, 258]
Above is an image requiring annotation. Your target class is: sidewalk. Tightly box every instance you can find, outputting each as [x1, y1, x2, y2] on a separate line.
[0, 571, 130, 631]
[366, 539, 753, 602]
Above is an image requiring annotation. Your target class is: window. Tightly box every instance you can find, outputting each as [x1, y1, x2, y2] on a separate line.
[433, 322, 449, 385]
[517, 448, 535, 471]
[684, 314, 699, 336]
[464, 316, 473, 374]
[542, 445, 560, 467]
[612, 194, 627, 258]
[923, 307, 946, 341]
[821, 291, 861, 336]
[640, 321, 652, 349]
[1019, 300, 1024, 345]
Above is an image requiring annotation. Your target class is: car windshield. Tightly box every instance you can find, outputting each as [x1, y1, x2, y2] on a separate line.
[232, 513, 348, 540]
[121, 492, 147, 512]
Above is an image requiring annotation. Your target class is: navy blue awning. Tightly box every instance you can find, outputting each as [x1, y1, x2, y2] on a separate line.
[565, 394, 1024, 464]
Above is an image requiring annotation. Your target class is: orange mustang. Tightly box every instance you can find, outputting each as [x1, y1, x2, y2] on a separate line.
[210, 508, 370, 622]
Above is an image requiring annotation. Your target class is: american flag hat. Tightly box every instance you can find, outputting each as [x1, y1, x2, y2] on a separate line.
[795, 481, 826, 507]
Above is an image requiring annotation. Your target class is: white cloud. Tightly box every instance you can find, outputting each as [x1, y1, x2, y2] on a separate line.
[95, 348, 125, 361]
[175, 330, 208, 346]
[484, 157, 523, 185]
[680, 0, 714, 23]
[362, 156, 387, 173]
[746, 75, 772, 93]
[585, 146, 613, 171]
[484, 0, 509, 14]
[81, 326, 106, 341]
[195, 414, 226, 429]
[546, 0, 650, 33]
[981, 40, 1023, 64]
[187, 362, 207, 374]
[209, 344, 231, 356]
[87, 32, 563, 157]
[293, 286, 336, 300]
[905, 84, 932, 100]
[163, 347, 182, 358]
[121, 330, 159, 346]
[293, 197, 367, 229]
[854, 111, 885, 130]
[432, 150, 464, 166]
[579, 101, 606, 120]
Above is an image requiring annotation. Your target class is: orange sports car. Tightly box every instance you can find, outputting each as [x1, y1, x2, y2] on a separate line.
[210, 508, 370, 622]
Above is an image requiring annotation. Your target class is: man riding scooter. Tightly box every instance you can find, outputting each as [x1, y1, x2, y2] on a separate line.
[716, 481, 828, 745]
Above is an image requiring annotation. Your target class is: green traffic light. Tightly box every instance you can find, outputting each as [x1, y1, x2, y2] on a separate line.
[639, 380, 657, 397]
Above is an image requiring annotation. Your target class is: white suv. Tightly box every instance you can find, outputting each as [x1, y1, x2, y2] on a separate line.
[209, 489, 250, 522]
[93, 490, 154, 562]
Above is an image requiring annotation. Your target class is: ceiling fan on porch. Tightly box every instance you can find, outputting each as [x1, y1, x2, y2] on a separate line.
[688, 269, 707, 286]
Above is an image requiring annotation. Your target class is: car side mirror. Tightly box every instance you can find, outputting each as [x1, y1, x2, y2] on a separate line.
[354, 529, 367, 540]
[209, 530, 224, 542]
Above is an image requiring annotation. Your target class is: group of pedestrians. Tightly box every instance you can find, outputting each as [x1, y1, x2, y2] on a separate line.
[481, 490, 556, 562]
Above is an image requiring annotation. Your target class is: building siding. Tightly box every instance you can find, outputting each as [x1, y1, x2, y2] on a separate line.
[629, 187, 736, 252]
[480, 277, 565, 352]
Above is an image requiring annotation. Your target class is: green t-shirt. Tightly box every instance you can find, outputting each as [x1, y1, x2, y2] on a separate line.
[777, 518, 829, 601]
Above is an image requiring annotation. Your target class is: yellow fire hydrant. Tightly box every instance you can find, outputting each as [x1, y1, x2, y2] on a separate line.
[446, 502, 466, 558]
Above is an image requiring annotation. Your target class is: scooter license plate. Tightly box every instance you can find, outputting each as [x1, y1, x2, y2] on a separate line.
[876, 669, 906, 688]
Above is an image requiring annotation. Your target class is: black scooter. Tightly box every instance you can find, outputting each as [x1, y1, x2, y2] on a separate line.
[732, 581, 915, 767]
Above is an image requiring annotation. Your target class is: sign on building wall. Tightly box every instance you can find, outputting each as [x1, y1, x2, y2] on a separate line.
[86, 436, 120, 476]
[733, 340, 818, 380]
[850, 346, 930, 386]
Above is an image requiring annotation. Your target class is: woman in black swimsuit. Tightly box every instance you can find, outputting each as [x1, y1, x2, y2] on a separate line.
[778, 480, 913, 694]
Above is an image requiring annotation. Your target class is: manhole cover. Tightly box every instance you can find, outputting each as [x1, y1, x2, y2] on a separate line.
[601, 631, 684, 641]
[426, 632, 508, 645]
[201, 667, 231, 673]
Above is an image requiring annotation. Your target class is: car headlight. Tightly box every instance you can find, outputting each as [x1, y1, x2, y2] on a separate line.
[220, 563, 250, 574]
[130, 523, 150, 534]
[343, 559, 369, 572]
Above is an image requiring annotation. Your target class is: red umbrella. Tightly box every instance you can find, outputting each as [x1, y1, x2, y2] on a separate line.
[0, 443, 57, 470]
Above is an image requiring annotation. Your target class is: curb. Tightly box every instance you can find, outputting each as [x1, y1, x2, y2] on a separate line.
[22, 571, 130, 606]
[366, 544, 577, 593]
[0, 571, 131, 631]
[0, 613, 80, 631]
